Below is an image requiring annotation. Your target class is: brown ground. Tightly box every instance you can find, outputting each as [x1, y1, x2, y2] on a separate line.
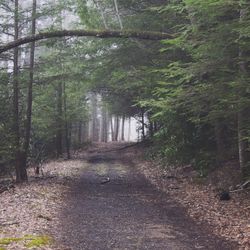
[132, 146, 250, 250]
[0, 143, 244, 249]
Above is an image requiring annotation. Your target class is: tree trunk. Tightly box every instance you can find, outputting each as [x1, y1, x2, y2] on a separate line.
[149, 121, 154, 137]
[101, 105, 108, 143]
[153, 121, 157, 133]
[13, 0, 28, 182]
[113, 0, 123, 29]
[13, 0, 20, 180]
[111, 116, 115, 141]
[91, 93, 99, 142]
[78, 121, 82, 146]
[238, 110, 250, 176]
[105, 112, 109, 142]
[238, 3, 250, 178]
[63, 81, 70, 159]
[141, 110, 145, 140]
[121, 115, 125, 141]
[56, 81, 63, 157]
[147, 112, 154, 137]
[22, 0, 37, 175]
[114, 116, 119, 141]
[128, 117, 131, 141]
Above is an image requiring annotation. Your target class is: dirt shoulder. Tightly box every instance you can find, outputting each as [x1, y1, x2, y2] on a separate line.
[123, 144, 250, 250]
[0, 160, 87, 250]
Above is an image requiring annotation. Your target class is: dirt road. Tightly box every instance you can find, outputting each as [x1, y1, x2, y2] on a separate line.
[56, 148, 237, 250]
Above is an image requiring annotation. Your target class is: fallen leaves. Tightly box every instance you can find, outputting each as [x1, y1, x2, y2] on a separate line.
[0, 160, 87, 249]
[1, 146, 249, 249]
[135, 157, 250, 250]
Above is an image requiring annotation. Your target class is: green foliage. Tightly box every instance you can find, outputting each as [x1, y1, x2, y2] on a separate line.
[0, 70, 15, 170]
[72, 0, 249, 174]
[0, 237, 23, 245]
[76, 0, 101, 28]
[0, 0, 250, 178]
[31, 38, 90, 155]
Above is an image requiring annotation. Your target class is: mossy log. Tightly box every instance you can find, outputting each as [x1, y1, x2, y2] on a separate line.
[0, 29, 173, 53]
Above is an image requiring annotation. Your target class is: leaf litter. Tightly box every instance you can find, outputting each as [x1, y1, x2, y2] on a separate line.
[0, 160, 87, 250]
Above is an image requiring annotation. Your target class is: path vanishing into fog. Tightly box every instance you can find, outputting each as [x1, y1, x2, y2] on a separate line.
[56, 144, 237, 250]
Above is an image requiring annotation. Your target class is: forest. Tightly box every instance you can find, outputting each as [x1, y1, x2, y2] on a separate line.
[0, 0, 249, 249]
[0, 0, 249, 182]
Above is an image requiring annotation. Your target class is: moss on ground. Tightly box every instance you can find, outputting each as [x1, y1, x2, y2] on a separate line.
[25, 235, 53, 248]
[0, 237, 22, 245]
[0, 235, 53, 248]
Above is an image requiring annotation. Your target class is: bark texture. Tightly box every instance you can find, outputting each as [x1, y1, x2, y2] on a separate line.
[13, 0, 28, 182]
[22, 0, 37, 175]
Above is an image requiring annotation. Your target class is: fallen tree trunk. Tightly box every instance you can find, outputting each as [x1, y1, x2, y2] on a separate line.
[0, 29, 173, 54]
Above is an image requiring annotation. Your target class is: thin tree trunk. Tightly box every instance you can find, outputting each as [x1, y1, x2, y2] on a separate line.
[68, 122, 72, 154]
[91, 93, 98, 142]
[238, 3, 250, 178]
[101, 105, 108, 142]
[128, 117, 131, 141]
[63, 81, 70, 159]
[56, 81, 63, 157]
[23, 0, 37, 173]
[238, 111, 248, 170]
[121, 115, 125, 141]
[78, 121, 82, 146]
[13, 0, 20, 172]
[105, 111, 110, 142]
[111, 116, 114, 141]
[113, 0, 123, 29]
[153, 121, 158, 133]
[13, 0, 28, 182]
[114, 116, 119, 141]
[238, 108, 250, 177]
[149, 120, 154, 137]
[141, 110, 145, 140]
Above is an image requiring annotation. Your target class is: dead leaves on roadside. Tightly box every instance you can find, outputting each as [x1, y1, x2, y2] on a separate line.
[0, 160, 87, 250]
[137, 160, 250, 250]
